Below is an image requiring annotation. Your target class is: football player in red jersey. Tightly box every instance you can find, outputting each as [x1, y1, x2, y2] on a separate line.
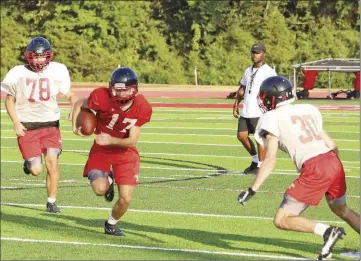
[72, 67, 152, 236]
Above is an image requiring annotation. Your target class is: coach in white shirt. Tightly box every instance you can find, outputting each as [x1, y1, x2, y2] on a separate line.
[233, 43, 276, 174]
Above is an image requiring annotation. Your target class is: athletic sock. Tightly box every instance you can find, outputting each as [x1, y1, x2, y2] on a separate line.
[47, 197, 56, 204]
[251, 154, 259, 163]
[107, 215, 119, 225]
[314, 223, 330, 236]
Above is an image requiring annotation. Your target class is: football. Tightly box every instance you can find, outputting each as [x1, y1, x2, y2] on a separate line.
[76, 108, 96, 136]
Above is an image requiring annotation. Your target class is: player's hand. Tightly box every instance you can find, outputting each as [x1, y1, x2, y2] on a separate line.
[14, 121, 27, 137]
[233, 105, 239, 118]
[73, 126, 85, 137]
[237, 188, 256, 206]
[95, 132, 113, 146]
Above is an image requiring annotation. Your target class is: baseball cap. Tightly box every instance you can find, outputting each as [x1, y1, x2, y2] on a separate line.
[251, 43, 266, 53]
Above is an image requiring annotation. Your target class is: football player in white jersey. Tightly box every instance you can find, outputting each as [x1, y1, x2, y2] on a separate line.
[1, 36, 77, 213]
[237, 76, 360, 260]
[233, 43, 277, 174]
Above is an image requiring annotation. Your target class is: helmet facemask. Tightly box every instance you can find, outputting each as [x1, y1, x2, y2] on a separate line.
[25, 50, 53, 72]
[275, 89, 296, 108]
[257, 91, 275, 112]
[257, 88, 294, 112]
[110, 83, 138, 104]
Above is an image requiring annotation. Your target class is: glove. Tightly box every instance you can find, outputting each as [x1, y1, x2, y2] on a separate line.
[237, 188, 256, 205]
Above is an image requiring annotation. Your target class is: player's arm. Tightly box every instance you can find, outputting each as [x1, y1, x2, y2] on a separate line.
[251, 133, 278, 191]
[319, 130, 339, 157]
[64, 90, 78, 121]
[233, 85, 245, 118]
[71, 98, 89, 136]
[238, 132, 278, 205]
[96, 126, 141, 148]
[4, 94, 27, 137]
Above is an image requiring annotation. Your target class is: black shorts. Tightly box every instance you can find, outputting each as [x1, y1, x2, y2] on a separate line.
[237, 117, 259, 134]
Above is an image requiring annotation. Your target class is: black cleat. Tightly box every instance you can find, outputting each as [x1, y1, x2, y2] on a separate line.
[244, 161, 259, 175]
[23, 161, 30, 175]
[104, 221, 125, 236]
[46, 202, 61, 213]
[104, 173, 115, 202]
[318, 226, 346, 260]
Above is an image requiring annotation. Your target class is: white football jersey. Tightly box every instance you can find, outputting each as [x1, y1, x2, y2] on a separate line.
[240, 64, 277, 118]
[254, 104, 331, 172]
[1, 62, 71, 122]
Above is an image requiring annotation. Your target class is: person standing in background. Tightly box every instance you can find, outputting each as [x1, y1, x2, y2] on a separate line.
[233, 43, 277, 174]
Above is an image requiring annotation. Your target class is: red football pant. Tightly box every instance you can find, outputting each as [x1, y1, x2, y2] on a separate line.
[286, 151, 346, 206]
[83, 146, 140, 185]
[17, 127, 62, 159]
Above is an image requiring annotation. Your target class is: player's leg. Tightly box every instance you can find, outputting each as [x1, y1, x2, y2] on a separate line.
[274, 194, 345, 260]
[44, 150, 61, 213]
[237, 117, 258, 174]
[88, 169, 112, 196]
[104, 151, 140, 236]
[325, 156, 360, 234]
[23, 157, 42, 176]
[42, 127, 63, 213]
[112, 185, 136, 220]
[83, 147, 112, 196]
[327, 196, 360, 233]
[250, 117, 266, 169]
[17, 129, 43, 175]
[104, 184, 135, 236]
[281, 152, 347, 259]
[274, 194, 316, 232]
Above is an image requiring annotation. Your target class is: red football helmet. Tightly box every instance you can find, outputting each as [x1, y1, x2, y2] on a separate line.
[109, 67, 138, 103]
[25, 37, 53, 72]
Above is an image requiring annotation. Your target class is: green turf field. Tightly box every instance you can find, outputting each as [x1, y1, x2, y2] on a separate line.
[1, 99, 360, 260]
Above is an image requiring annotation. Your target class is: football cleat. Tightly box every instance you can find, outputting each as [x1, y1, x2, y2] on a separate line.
[318, 226, 346, 260]
[46, 202, 61, 213]
[244, 161, 258, 175]
[104, 172, 115, 202]
[104, 221, 125, 236]
[23, 161, 30, 175]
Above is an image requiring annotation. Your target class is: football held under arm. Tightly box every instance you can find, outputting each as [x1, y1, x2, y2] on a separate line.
[71, 98, 89, 134]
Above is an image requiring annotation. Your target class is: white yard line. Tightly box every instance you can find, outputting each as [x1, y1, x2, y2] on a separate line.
[2, 108, 360, 115]
[0, 123, 360, 132]
[0, 202, 348, 225]
[0, 237, 308, 260]
[1, 135, 360, 146]
[1, 148, 359, 164]
[2, 177, 360, 197]
[1, 160, 359, 177]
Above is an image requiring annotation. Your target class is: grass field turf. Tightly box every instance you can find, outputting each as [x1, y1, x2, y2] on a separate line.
[1, 98, 360, 260]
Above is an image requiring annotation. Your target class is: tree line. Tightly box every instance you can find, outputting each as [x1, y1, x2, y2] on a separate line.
[1, 0, 359, 88]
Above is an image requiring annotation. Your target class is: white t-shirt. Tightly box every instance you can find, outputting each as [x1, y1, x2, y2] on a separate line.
[240, 64, 277, 118]
[1, 62, 71, 122]
[254, 104, 331, 172]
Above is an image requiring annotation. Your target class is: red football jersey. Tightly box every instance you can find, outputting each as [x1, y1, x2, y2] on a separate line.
[87, 88, 152, 150]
